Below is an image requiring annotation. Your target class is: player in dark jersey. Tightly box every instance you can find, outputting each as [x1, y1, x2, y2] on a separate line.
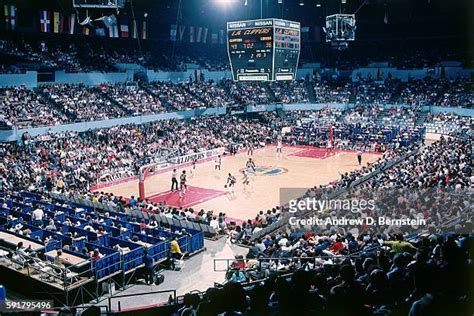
[357, 150, 362, 166]
[226, 173, 236, 194]
[179, 170, 187, 197]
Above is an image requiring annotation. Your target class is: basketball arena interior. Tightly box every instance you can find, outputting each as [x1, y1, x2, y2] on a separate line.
[0, 0, 472, 315]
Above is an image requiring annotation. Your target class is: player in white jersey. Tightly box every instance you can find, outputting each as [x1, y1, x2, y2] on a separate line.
[242, 169, 250, 192]
[214, 155, 221, 171]
[190, 158, 197, 177]
[246, 158, 256, 176]
[247, 142, 254, 156]
[276, 136, 283, 157]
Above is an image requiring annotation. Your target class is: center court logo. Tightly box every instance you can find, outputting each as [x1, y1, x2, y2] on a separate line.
[240, 166, 288, 176]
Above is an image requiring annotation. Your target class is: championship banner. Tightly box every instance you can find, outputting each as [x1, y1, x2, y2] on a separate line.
[169, 148, 225, 165]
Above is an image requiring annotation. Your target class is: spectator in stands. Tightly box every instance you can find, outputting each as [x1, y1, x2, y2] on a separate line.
[143, 248, 155, 285]
[32, 207, 44, 226]
[170, 236, 183, 270]
[53, 249, 67, 268]
[229, 267, 247, 283]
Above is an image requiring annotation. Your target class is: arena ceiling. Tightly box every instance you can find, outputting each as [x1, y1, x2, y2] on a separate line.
[6, 0, 474, 41]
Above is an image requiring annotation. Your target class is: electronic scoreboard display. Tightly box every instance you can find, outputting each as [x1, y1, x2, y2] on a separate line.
[227, 19, 301, 81]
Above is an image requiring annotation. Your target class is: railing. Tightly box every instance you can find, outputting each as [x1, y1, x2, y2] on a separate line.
[107, 289, 177, 312]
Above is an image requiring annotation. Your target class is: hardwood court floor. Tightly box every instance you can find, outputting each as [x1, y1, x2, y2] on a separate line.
[101, 146, 381, 222]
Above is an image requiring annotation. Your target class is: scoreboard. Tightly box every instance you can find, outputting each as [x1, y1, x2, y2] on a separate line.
[227, 19, 301, 81]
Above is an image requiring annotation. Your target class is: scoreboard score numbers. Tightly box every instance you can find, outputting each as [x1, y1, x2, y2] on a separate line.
[227, 19, 301, 82]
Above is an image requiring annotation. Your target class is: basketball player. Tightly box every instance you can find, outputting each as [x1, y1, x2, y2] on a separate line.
[214, 155, 221, 171]
[179, 170, 187, 197]
[190, 158, 197, 177]
[226, 173, 236, 194]
[171, 169, 178, 191]
[247, 141, 254, 156]
[246, 158, 256, 175]
[326, 139, 333, 157]
[242, 169, 250, 192]
[357, 150, 362, 166]
[276, 136, 283, 157]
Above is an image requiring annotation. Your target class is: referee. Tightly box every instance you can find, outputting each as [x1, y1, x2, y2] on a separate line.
[171, 169, 178, 191]
[357, 150, 362, 166]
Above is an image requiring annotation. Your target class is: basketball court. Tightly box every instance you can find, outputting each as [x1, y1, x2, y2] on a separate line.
[95, 146, 381, 222]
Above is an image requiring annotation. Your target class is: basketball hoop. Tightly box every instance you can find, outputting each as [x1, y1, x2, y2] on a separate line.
[138, 162, 170, 200]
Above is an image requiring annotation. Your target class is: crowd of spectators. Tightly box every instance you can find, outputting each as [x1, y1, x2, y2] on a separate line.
[0, 76, 472, 129]
[312, 78, 473, 108]
[0, 37, 117, 73]
[313, 80, 352, 103]
[224, 80, 273, 106]
[103, 83, 165, 115]
[268, 80, 309, 104]
[148, 80, 237, 111]
[0, 85, 66, 128]
[0, 116, 274, 193]
[200, 231, 471, 316]
[42, 84, 127, 121]
[379, 106, 422, 126]
[280, 109, 425, 151]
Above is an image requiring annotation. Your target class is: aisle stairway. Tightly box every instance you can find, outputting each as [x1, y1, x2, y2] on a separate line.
[416, 109, 429, 126]
[305, 80, 317, 103]
[34, 88, 76, 121]
[98, 86, 134, 116]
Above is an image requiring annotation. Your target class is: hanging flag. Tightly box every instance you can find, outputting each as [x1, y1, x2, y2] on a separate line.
[384, 11, 389, 24]
[178, 25, 186, 41]
[219, 29, 225, 44]
[170, 24, 177, 41]
[211, 30, 218, 44]
[189, 26, 194, 43]
[131, 20, 138, 38]
[59, 13, 66, 33]
[202, 28, 208, 44]
[40, 10, 51, 33]
[141, 20, 147, 39]
[53, 12, 60, 33]
[109, 23, 118, 38]
[69, 13, 75, 34]
[120, 21, 129, 38]
[196, 27, 202, 43]
[4, 5, 16, 31]
[83, 27, 89, 35]
[96, 28, 106, 37]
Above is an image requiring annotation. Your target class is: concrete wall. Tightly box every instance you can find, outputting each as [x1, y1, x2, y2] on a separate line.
[0, 71, 38, 88]
[54, 70, 134, 85]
